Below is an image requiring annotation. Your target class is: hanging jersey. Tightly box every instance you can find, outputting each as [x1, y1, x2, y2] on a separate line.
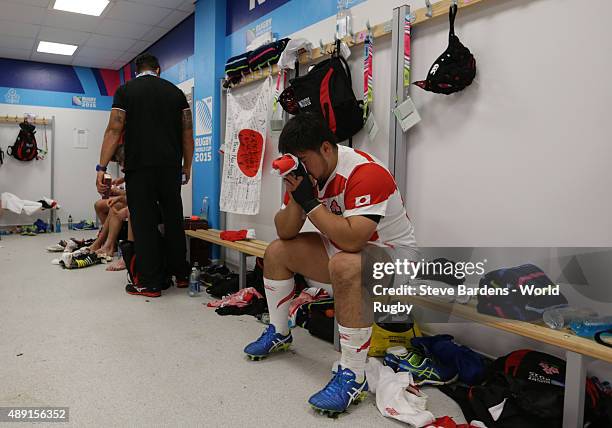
[284, 145, 416, 250]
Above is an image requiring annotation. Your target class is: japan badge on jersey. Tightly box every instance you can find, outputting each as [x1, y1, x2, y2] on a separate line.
[355, 195, 371, 207]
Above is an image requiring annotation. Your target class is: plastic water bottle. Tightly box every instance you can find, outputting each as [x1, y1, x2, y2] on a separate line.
[193, 262, 200, 280]
[188, 267, 200, 297]
[335, 0, 352, 40]
[55, 217, 61, 233]
[200, 197, 209, 221]
[543, 307, 599, 330]
[68, 215, 73, 230]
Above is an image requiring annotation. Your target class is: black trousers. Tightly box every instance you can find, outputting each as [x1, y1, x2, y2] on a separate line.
[125, 167, 188, 289]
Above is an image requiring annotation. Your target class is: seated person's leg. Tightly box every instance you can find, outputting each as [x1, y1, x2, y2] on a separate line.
[105, 213, 130, 272]
[307, 250, 372, 414]
[89, 214, 111, 252]
[94, 199, 110, 225]
[244, 232, 330, 359]
[329, 251, 373, 372]
[96, 204, 127, 256]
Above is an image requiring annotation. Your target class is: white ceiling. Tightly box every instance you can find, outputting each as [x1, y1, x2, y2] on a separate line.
[0, 0, 194, 70]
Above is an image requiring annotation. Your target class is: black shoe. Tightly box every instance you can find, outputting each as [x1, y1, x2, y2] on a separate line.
[125, 283, 161, 297]
[201, 265, 230, 284]
[206, 274, 239, 298]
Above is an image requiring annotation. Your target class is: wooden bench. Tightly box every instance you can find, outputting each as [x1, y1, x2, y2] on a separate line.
[185, 229, 605, 426]
[185, 228, 268, 289]
[407, 295, 612, 428]
[185, 228, 342, 351]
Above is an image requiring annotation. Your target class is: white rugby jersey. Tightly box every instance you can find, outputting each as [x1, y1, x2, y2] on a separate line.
[284, 145, 417, 250]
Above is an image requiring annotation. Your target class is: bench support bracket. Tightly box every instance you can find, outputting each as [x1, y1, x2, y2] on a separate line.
[563, 350, 590, 428]
[239, 253, 247, 289]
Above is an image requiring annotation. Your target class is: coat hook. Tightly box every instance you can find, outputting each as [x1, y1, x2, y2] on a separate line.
[349, 29, 356, 45]
[425, 0, 433, 17]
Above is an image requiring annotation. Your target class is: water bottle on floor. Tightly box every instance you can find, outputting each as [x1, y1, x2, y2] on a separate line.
[55, 217, 61, 233]
[68, 215, 73, 230]
[189, 267, 199, 297]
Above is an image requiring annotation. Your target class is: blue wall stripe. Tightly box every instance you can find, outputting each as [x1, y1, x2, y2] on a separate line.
[91, 69, 108, 96]
[0, 86, 113, 111]
[73, 67, 101, 95]
[0, 58, 84, 94]
[226, 0, 290, 35]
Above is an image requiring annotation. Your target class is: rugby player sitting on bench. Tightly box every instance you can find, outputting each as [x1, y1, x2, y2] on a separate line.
[244, 112, 418, 416]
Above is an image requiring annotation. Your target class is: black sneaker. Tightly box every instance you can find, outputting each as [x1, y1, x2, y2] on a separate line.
[206, 274, 239, 298]
[201, 265, 230, 284]
[63, 252, 102, 269]
[125, 283, 161, 297]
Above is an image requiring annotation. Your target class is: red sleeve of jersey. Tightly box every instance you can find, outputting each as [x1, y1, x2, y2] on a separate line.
[344, 163, 396, 215]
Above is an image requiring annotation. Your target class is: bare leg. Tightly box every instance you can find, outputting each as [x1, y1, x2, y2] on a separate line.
[89, 216, 110, 252]
[106, 213, 130, 272]
[329, 252, 372, 328]
[94, 199, 110, 225]
[263, 232, 331, 282]
[97, 207, 127, 256]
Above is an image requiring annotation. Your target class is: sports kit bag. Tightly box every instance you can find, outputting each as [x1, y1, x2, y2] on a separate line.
[224, 51, 251, 87]
[280, 41, 363, 144]
[247, 38, 290, 72]
[414, 4, 476, 95]
[476, 264, 568, 321]
[226, 51, 251, 78]
[7, 121, 38, 161]
[369, 321, 421, 357]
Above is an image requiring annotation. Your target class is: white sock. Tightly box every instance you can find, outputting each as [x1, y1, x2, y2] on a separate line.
[305, 278, 334, 297]
[263, 277, 295, 336]
[339, 324, 372, 383]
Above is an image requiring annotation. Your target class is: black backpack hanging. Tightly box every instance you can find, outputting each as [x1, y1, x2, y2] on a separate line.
[7, 121, 38, 161]
[282, 41, 363, 145]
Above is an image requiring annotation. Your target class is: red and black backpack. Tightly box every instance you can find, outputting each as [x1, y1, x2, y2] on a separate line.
[7, 121, 38, 161]
[282, 41, 363, 145]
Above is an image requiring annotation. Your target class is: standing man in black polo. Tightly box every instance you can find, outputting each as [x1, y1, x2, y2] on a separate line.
[96, 53, 194, 297]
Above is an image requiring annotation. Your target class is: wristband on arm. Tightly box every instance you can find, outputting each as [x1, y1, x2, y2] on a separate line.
[289, 162, 320, 214]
